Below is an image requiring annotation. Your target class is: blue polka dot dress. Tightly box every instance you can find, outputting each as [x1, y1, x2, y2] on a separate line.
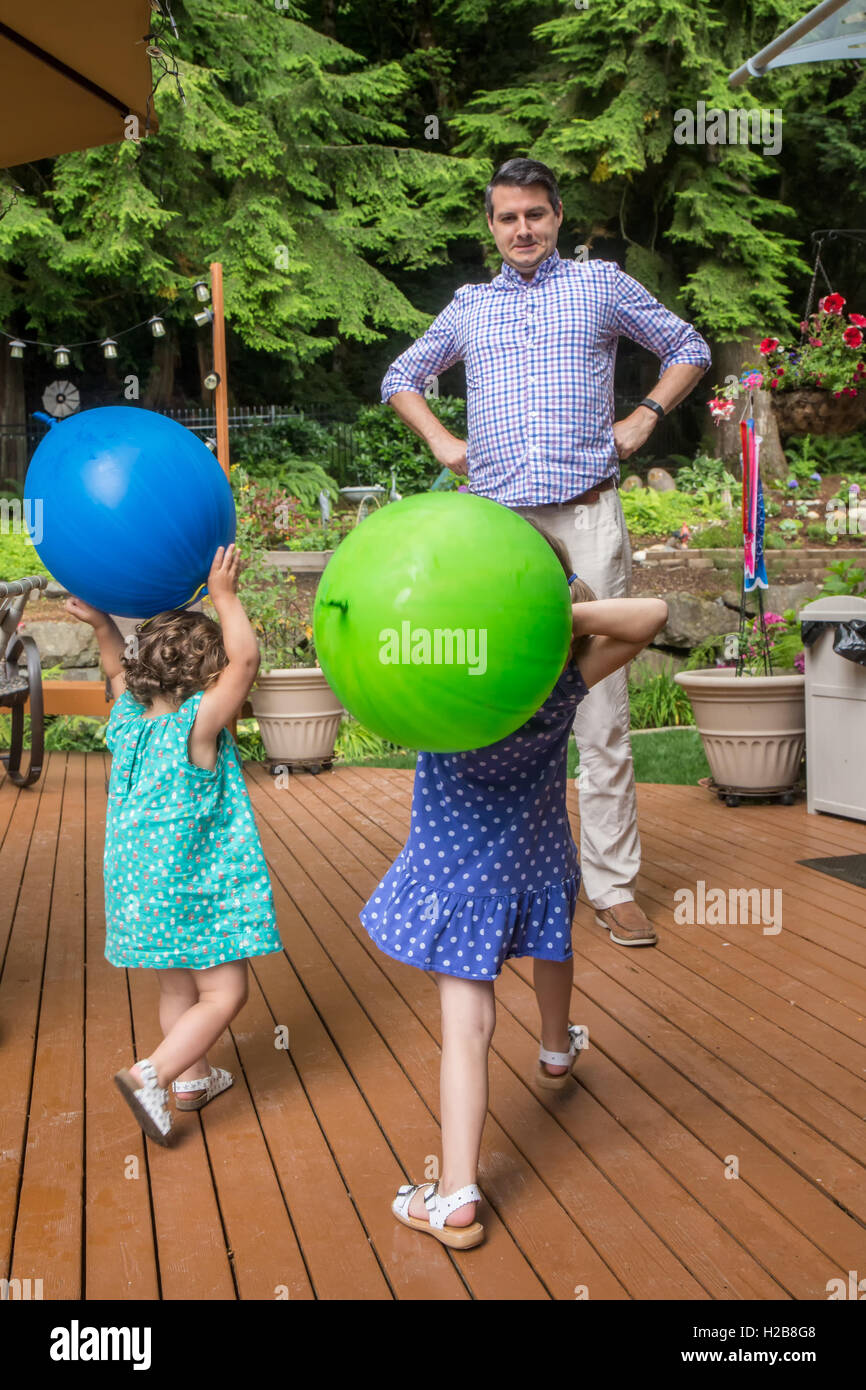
[103, 689, 283, 970]
[360, 661, 589, 981]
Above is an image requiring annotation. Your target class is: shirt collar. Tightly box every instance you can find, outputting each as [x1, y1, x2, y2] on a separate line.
[498, 247, 562, 290]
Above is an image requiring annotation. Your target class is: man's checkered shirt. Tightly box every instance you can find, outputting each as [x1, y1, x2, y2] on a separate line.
[381, 249, 711, 506]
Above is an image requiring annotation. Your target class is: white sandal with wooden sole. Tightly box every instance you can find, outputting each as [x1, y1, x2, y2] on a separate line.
[171, 1065, 233, 1111]
[114, 1058, 173, 1145]
[392, 1181, 484, 1249]
[535, 1023, 587, 1091]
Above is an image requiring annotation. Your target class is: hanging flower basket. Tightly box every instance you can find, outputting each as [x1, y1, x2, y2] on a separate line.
[771, 387, 866, 437]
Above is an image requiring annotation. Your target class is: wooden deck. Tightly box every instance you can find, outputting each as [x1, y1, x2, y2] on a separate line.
[1, 752, 865, 1301]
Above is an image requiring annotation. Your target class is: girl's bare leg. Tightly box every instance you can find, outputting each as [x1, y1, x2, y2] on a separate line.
[129, 960, 248, 1092]
[533, 958, 574, 1075]
[409, 974, 495, 1227]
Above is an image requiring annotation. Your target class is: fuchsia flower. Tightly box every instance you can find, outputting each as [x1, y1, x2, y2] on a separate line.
[819, 293, 846, 314]
[708, 396, 735, 421]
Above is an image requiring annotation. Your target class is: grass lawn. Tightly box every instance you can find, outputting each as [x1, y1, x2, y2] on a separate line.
[339, 728, 710, 785]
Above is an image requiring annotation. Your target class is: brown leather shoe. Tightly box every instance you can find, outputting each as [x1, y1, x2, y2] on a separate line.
[594, 900, 658, 947]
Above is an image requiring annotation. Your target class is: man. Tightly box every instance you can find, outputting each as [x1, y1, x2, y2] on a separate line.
[381, 157, 711, 947]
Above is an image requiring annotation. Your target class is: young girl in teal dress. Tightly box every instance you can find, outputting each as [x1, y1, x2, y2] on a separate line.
[67, 544, 283, 1146]
[361, 524, 667, 1249]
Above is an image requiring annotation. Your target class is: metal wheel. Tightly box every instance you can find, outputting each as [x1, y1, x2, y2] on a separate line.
[725, 795, 741, 808]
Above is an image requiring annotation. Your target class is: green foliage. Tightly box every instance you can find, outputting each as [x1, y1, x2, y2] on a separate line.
[333, 715, 410, 763]
[627, 729, 711, 785]
[818, 559, 866, 598]
[674, 453, 737, 496]
[0, 0, 488, 373]
[0, 528, 51, 583]
[350, 395, 467, 493]
[691, 516, 742, 548]
[806, 523, 827, 542]
[620, 487, 723, 536]
[627, 668, 694, 729]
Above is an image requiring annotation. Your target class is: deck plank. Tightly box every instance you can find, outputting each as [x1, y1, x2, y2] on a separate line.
[2, 753, 865, 1300]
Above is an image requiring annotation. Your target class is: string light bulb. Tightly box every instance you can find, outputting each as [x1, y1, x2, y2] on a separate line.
[194, 307, 214, 328]
[193, 280, 210, 303]
[9, 339, 24, 358]
[148, 315, 166, 338]
[204, 437, 218, 452]
[54, 346, 70, 367]
[203, 370, 220, 391]
[101, 338, 118, 359]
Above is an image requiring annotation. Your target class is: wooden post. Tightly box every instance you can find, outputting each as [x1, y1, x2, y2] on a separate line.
[209, 261, 238, 740]
[210, 261, 230, 478]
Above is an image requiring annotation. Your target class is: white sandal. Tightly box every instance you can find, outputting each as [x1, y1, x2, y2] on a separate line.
[171, 1065, 234, 1111]
[114, 1058, 173, 1145]
[392, 1180, 485, 1249]
[535, 1023, 587, 1091]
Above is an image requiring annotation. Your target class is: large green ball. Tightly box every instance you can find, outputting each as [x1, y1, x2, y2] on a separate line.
[313, 493, 572, 752]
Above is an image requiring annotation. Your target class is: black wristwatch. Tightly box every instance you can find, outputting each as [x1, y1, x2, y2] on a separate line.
[638, 397, 665, 420]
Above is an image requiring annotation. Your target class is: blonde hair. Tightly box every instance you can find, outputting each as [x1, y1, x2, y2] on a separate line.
[122, 609, 228, 708]
[522, 516, 597, 662]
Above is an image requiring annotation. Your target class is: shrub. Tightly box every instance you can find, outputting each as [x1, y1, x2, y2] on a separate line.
[628, 667, 694, 729]
[350, 396, 467, 495]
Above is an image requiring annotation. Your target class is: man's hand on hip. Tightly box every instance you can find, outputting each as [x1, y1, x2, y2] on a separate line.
[613, 410, 656, 461]
[433, 434, 469, 476]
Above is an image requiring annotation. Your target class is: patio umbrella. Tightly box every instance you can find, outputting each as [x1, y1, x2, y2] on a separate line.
[0, 0, 157, 169]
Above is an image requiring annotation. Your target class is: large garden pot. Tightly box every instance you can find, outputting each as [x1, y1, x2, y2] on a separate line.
[673, 668, 806, 794]
[248, 667, 344, 769]
[771, 388, 866, 437]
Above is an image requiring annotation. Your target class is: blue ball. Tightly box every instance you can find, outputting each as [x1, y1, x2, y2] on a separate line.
[25, 407, 236, 618]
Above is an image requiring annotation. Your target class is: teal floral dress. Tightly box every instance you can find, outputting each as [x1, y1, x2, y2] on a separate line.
[103, 688, 282, 970]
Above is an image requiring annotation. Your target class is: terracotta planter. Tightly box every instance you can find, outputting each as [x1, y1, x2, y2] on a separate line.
[248, 667, 344, 769]
[771, 388, 866, 437]
[673, 668, 805, 794]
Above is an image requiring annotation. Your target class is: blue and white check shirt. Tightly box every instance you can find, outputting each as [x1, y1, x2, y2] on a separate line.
[381, 249, 712, 506]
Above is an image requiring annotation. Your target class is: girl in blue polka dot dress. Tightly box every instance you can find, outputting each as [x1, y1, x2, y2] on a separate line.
[362, 524, 667, 1248]
[66, 544, 283, 1147]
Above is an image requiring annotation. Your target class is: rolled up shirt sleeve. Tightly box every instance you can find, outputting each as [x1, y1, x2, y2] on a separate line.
[609, 264, 712, 374]
[381, 295, 464, 403]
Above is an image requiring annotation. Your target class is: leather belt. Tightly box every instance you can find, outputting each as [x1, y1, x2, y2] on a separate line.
[557, 476, 617, 507]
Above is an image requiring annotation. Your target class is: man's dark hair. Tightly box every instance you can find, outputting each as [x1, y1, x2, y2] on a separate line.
[485, 158, 562, 220]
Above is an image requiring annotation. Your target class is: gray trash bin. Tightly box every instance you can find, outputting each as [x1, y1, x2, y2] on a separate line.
[801, 595, 866, 821]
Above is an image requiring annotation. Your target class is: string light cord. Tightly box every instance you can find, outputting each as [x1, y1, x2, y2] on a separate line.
[0, 319, 158, 351]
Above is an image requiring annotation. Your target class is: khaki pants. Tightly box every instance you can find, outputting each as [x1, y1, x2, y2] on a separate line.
[512, 489, 640, 910]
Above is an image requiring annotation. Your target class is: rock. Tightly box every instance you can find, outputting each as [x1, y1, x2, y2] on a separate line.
[721, 580, 821, 614]
[657, 593, 732, 649]
[630, 647, 689, 680]
[18, 620, 99, 669]
[621, 475, 644, 492]
[647, 467, 676, 492]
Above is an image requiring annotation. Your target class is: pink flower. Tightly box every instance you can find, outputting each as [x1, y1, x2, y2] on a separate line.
[809, 338, 823, 347]
[759, 337, 780, 354]
[843, 326, 864, 349]
[819, 293, 846, 314]
[794, 652, 805, 674]
[741, 370, 763, 390]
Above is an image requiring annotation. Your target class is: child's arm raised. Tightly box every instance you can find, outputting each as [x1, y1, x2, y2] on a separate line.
[572, 597, 668, 690]
[191, 545, 259, 755]
[65, 598, 127, 699]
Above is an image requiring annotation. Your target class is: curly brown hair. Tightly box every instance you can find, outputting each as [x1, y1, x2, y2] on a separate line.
[122, 609, 228, 709]
[521, 516, 597, 663]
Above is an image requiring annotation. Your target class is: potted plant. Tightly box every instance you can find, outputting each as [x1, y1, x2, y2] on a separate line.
[708, 295, 866, 436]
[229, 462, 348, 575]
[675, 610, 805, 802]
[229, 481, 344, 770]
